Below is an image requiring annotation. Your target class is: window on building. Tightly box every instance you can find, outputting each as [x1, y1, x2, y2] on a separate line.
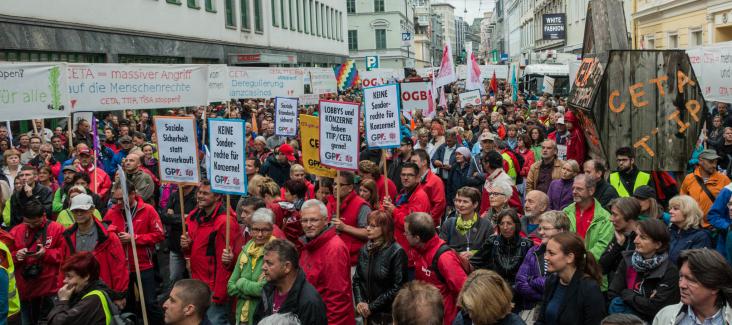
[281, 0, 287, 29]
[374, 0, 385, 12]
[347, 0, 355, 13]
[691, 29, 703, 46]
[272, 0, 278, 26]
[187, 0, 200, 8]
[348, 30, 358, 50]
[304, 0, 309, 33]
[321, 3, 325, 36]
[326, 6, 331, 39]
[310, 0, 315, 34]
[645, 35, 655, 49]
[315, 1, 320, 36]
[205, 0, 216, 12]
[225, 0, 236, 27]
[166, 0, 182, 5]
[668, 32, 678, 48]
[254, 0, 263, 32]
[297, 0, 302, 31]
[241, 0, 250, 30]
[376, 29, 387, 49]
[290, 0, 295, 30]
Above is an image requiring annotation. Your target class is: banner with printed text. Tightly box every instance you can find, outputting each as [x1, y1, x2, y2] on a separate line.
[306, 68, 338, 94]
[363, 84, 401, 149]
[274, 97, 298, 137]
[319, 100, 360, 170]
[154, 116, 200, 184]
[300, 114, 337, 178]
[229, 67, 304, 99]
[208, 64, 231, 103]
[458, 90, 481, 108]
[400, 81, 432, 113]
[686, 45, 732, 104]
[208, 118, 247, 195]
[0, 63, 70, 121]
[360, 69, 405, 88]
[68, 64, 209, 111]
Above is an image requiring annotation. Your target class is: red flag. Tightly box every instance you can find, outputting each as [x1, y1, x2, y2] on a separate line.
[490, 71, 498, 95]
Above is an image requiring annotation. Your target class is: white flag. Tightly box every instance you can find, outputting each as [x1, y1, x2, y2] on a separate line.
[434, 39, 457, 88]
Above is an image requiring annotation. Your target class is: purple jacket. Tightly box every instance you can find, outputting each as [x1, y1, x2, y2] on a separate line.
[547, 178, 574, 210]
[515, 244, 546, 306]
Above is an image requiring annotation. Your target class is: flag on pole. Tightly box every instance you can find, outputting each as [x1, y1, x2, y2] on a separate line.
[117, 165, 134, 237]
[425, 77, 436, 118]
[490, 71, 498, 95]
[438, 86, 447, 111]
[334, 60, 360, 92]
[434, 39, 457, 88]
[465, 50, 483, 94]
[511, 65, 519, 102]
[6, 121, 13, 149]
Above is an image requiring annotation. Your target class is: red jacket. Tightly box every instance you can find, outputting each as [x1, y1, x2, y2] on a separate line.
[184, 201, 243, 304]
[103, 196, 165, 272]
[300, 227, 355, 325]
[421, 171, 446, 227]
[279, 180, 315, 201]
[10, 218, 66, 299]
[413, 235, 468, 325]
[77, 163, 111, 201]
[59, 218, 129, 299]
[326, 191, 369, 266]
[393, 185, 431, 267]
[375, 175, 397, 202]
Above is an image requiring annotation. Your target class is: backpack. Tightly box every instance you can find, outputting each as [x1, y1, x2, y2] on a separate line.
[431, 244, 471, 283]
[83, 289, 136, 325]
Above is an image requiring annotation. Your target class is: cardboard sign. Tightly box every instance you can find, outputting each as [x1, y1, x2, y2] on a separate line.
[306, 68, 338, 95]
[319, 100, 360, 170]
[154, 116, 200, 184]
[0, 63, 70, 121]
[67, 64, 209, 111]
[208, 118, 247, 195]
[229, 67, 304, 99]
[458, 90, 481, 108]
[274, 97, 298, 137]
[208, 64, 230, 103]
[300, 114, 337, 178]
[363, 84, 402, 149]
[72, 111, 94, 132]
[400, 81, 432, 113]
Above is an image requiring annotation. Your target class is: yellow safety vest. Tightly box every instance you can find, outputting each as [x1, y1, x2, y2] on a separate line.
[0, 241, 19, 318]
[82, 290, 112, 325]
[609, 171, 651, 197]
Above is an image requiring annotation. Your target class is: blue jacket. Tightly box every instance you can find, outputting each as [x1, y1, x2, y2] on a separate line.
[431, 143, 463, 176]
[705, 183, 732, 263]
[668, 224, 712, 264]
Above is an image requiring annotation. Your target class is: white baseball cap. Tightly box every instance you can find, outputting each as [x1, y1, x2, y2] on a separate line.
[69, 193, 94, 211]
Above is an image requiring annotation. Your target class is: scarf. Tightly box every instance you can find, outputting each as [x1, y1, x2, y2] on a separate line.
[239, 236, 274, 322]
[455, 213, 478, 236]
[630, 251, 667, 273]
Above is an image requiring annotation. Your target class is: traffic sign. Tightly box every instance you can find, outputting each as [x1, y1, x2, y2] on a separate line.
[365, 56, 380, 71]
[401, 32, 413, 47]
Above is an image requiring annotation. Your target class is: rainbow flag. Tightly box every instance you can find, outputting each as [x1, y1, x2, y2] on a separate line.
[333, 60, 360, 92]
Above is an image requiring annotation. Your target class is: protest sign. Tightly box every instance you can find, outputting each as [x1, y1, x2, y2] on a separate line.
[458, 90, 481, 108]
[300, 114, 337, 178]
[67, 64, 209, 111]
[319, 100, 360, 170]
[72, 111, 94, 131]
[686, 45, 732, 104]
[154, 116, 200, 184]
[363, 84, 401, 149]
[274, 97, 298, 137]
[457, 65, 510, 80]
[299, 93, 320, 105]
[229, 67, 304, 99]
[0, 63, 70, 121]
[542, 76, 555, 94]
[400, 81, 432, 113]
[306, 68, 338, 94]
[208, 64, 230, 103]
[360, 69, 404, 88]
[208, 118, 247, 195]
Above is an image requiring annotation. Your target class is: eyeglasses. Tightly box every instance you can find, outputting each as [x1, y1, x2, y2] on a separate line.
[400, 173, 417, 178]
[251, 227, 273, 234]
[489, 192, 506, 197]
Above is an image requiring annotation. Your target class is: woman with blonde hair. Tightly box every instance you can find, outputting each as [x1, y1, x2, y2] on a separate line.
[667, 195, 712, 263]
[453, 269, 524, 325]
[547, 160, 579, 210]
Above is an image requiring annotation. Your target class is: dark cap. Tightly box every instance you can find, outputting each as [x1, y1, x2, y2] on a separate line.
[401, 137, 414, 146]
[632, 185, 657, 200]
[698, 149, 721, 161]
[62, 165, 77, 173]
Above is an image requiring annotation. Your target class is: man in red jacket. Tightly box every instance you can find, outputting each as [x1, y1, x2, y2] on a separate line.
[75, 145, 112, 201]
[104, 180, 165, 324]
[299, 199, 354, 325]
[327, 171, 371, 266]
[410, 149, 446, 227]
[383, 162, 431, 270]
[10, 200, 65, 324]
[59, 193, 129, 309]
[406, 212, 467, 325]
[181, 179, 243, 325]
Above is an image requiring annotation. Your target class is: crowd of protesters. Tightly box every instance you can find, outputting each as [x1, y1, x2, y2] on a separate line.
[0, 78, 730, 325]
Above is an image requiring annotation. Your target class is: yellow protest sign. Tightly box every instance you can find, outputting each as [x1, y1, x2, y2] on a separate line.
[299, 114, 337, 178]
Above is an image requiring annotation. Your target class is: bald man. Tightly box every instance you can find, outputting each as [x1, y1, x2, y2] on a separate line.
[522, 190, 549, 245]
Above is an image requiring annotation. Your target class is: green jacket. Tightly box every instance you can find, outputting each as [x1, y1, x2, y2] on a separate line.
[227, 240, 267, 325]
[563, 199, 614, 261]
[56, 208, 103, 228]
[52, 188, 65, 214]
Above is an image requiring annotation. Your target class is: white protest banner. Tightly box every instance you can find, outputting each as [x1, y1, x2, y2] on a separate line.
[434, 40, 457, 88]
[0, 63, 70, 121]
[319, 100, 360, 170]
[299, 93, 320, 105]
[229, 67, 304, 99]
[72, 111, 94, 131]
[154, 116, 200, 184]
[458, 90, 481, 108]
[542, 76, 555, 94]
[400, 81, 432, 113]
[208, 64, 230, 103]
[360, 69, 405, 88]
[363, 84, 402, 149]
[686, 45, 732, 103]
[208, 118, 247, 195]
[67, 64, 209, 111]
[416, 67, 435, 78]
[482, 65, 510, 80]
[306, 68, 337, 94]
[274, 97, 298, 137]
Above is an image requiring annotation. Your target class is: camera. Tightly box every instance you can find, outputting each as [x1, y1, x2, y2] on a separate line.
[22, 264, 43, 279]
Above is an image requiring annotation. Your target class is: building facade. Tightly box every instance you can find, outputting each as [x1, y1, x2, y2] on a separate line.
[347, 0, 415, 69]
[0, 0, 347, 65]
[432, 2, 457, 57]
[634, 0, 732, 49]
